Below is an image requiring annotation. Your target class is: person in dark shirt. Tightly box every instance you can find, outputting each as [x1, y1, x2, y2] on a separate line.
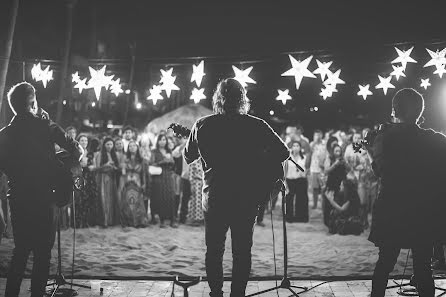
[0, 82, 82, 297]
[367, 88, 446, 297]
[183, 78, 289, 297]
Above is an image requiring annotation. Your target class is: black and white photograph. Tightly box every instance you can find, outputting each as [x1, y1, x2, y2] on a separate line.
[0, 1, 446, 296]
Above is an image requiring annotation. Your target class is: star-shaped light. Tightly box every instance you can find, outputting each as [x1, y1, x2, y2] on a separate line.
[72, 71, 81, 83]
[87, 65, 112, 100]
[276, 89, 292, 105]
[73, 78, 88, 94]
[424, 48, 446, 68]
[323, 69, 345, 87]
[391, 46, 417, 69]
[191, 60, 205, 87]
[147, 85, 164, 105]
[420, 78, 431, 90]
[110, 78, 123, 96]
[31, 63, 54, 88]
[434, 64, 446, 78]
[160, 68, 180, 98]
[313, 60, 333, 81]
[39, 65, 54, 88]
[232, 65, 256, 88]
[375, 75, 395, 95]
[390, 65, 406, 81]
[190, 88, 206, 103]
[282, 55, 316, 90]
[357, 84, 373, 100]
[319, 87, 334, 100]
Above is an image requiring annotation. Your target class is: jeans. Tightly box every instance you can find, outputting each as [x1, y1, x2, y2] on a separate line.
[204, 207, 258, 297]
[5, 199, 57, 297]
[371, 245, 434, 297]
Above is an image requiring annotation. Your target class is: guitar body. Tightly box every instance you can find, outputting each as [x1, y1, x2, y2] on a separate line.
[54, 150, 84, 207]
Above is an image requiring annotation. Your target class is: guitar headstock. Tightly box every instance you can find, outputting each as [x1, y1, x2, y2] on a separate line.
[168, 123, 191, 139]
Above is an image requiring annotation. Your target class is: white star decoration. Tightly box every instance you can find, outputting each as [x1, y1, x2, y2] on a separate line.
[31, 63, 53, 88]
[147, 85, 164, 105]
[375, 75, 395, 95]
[72, 71, 81, 83]
[232, 65, 256, 88]
[390, 65, 406, 81]
[276, 89, 292, 105]
[357, 84, 373, 100]
[190, 88, 206, 103]
[420, 78, 431, 90]
[434, 64, 446, 78]
[323, 69, 345, 87]
[391, 46, 417, 70]
[191, 60, 205, 88]
[313, 60, 333, 81]
[282, 55, 315, 90]
[73, 78, 88, 94]
[319, 87, 333, 100]
[160, 68, 180, 98]
[87, 66, 114, 100]
[110, 78, 123, 97]
[424, 48, 446, 68]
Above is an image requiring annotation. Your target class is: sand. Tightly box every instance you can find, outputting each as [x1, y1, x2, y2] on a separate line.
[0, 207, 413, 279]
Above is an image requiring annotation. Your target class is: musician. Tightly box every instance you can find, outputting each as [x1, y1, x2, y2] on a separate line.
[0, 82, 82, 297]
[183, 78, 289, 297]
[366, 88, 446, 297]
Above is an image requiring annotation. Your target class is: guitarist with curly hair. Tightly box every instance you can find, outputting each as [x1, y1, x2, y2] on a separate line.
[183, 78, 290, 297]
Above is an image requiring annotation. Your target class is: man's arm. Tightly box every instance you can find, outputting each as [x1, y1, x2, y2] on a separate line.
[48, 120, 82, 160]
[262, 120, 290, 163]
[183, 122, 200, 165]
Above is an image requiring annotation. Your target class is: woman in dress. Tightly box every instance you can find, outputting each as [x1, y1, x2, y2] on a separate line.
[168, 136, 182, 219]
[187, 159, 204, 226]
[73, 134, 95, 228]
[114, 138, 125, 186]
[93, 137, 120, 227]
[284, 141, 309, 222]
[119, 140, 149, 227]
[326, 179, 363, 235]
[322, 144, 350, 226]
[150, 134, 177, 228]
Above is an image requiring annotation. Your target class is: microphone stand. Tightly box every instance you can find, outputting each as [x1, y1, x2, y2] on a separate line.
[246, 157, 308, 297]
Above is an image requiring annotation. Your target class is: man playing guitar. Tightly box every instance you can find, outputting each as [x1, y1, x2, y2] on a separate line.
[183, 78, 289, 297]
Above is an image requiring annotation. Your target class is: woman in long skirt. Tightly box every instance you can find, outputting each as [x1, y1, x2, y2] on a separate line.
[186, 160, 204, 225]
[150, 134, 177, 228]
[93, 137, 120, 227]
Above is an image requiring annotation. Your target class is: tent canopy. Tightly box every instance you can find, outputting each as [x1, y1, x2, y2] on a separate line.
[145, 104, 213, 135]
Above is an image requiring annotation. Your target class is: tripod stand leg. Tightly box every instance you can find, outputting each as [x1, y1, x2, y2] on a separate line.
[245, 286, 282, 297]
[287, 287, 300, 297]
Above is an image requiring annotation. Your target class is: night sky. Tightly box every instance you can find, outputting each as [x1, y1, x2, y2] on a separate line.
[1, 0, 445, 132]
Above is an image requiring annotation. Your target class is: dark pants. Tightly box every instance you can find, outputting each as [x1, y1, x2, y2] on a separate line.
[204, 207, 258, 297]
[371, 245, 434, 297]
[256, 202, 267, 223]
[6, 199, 57, 297]
[179, 178, 191, 223]
[285, 178, 309, 222]
[433, 242, 445, 262]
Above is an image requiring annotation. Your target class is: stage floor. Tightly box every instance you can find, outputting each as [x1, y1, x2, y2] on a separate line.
[1, 278, 446, 297]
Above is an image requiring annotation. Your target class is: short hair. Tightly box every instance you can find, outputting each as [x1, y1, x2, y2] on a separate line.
[66, 126, 76, 132]
[392, 88, 425, 123]
[212, 78, 250, 114]
[314, 129, 323, 134]
[7, 82, 36, 115]
[123, 125, 135, 133]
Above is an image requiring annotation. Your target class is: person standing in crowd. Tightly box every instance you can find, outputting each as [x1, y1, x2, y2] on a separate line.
[183, 78, 289, 297]
[77, 134, 99, 227]
[0, 82, 82, 297]
[284, 141, 308, 222]
[119, 140, 149, 227]
[323, 144, 350, 226]
[326, 179, 363, 235]
[150, 134, 177, 228]
[168, 136, 182, 219]
[93, 137, 120, 227]
[173, 138, 191, 224]
[65, 125, 77, 140]
[309, 129, 327, 209]
[114, 137, 125, 187]
[122, 125, 135, 152]
[187, 159, 205, 226]
[367, 88, 446, 297]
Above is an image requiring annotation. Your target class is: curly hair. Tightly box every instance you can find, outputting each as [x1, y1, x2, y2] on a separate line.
[212, 78, 250, 114]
